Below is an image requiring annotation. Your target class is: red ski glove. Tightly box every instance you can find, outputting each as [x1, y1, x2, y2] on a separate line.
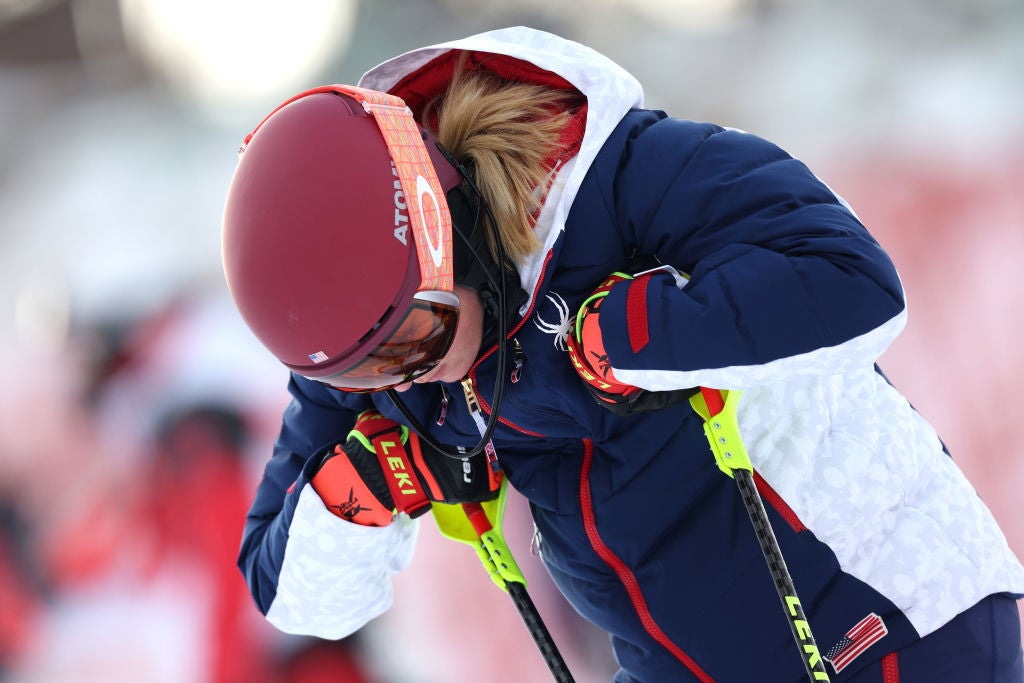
[566, 272, 641, 409]
[567, 268, 695, 416]
[312, 410, 500, 526]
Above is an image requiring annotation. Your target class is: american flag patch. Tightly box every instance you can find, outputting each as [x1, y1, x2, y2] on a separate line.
[309, 351, 329, 363]
[824, 613, 888, 673]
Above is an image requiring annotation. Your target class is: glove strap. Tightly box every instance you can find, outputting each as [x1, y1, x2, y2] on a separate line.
[368, 427, 432, 519]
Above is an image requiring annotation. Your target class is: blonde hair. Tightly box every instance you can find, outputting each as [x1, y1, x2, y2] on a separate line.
[425, 59, 582, 265]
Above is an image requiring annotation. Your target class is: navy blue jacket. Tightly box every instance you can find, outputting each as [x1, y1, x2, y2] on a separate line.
[239, 108, 1024, 682]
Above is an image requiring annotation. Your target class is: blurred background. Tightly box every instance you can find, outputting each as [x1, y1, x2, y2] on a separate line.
[0, 0, 1021, 681]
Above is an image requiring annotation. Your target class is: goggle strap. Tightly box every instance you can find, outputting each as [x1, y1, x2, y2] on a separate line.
[360, 92, 454, 294]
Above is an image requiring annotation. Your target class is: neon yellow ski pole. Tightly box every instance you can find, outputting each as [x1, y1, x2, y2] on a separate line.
[433, 480, 575, 682]
[693, 387, 830, 682]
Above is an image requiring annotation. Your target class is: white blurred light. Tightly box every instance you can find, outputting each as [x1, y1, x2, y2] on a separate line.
[614, 0, 748, 31]
[117, 0, 356, 109]
[14, 270, 71, 353]
[440, 0, 753, 32]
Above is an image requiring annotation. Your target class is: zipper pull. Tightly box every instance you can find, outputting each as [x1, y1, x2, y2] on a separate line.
[460, 378, 502, 482]
[510, 337, 524, 384]
[436, 385, 449, 426]
[530, 525, 543, 558]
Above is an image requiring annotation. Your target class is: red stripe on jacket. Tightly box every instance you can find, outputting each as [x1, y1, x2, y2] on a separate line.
[579, 438, 716, 683]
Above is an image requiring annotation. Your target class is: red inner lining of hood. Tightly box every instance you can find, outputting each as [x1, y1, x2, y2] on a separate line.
[387, 50, 588, 175]
[389, 50, 580, 111]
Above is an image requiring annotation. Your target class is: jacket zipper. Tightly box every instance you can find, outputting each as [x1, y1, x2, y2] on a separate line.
[465, 336, 546, 439]
[460, 378, 502, 480]
[510, 338, 524, 383]
[461, 250, 553, 439]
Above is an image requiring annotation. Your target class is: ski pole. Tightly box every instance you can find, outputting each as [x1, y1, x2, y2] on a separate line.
[693, 387, 831, 682]
[432, 483, 575, 682]
[461, 502, 575, 682]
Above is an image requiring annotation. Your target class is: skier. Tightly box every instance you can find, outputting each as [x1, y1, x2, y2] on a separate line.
[222, 26, 1024, 682]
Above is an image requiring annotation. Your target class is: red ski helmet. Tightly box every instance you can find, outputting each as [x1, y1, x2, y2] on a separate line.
[222, 85, 463, 390]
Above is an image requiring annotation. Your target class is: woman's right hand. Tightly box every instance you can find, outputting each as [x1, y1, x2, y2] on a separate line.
[312, 410, 500, 526]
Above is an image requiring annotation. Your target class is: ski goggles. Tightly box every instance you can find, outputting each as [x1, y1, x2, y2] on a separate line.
[300, 289, 460, 392]
[248, 85, 459, 391]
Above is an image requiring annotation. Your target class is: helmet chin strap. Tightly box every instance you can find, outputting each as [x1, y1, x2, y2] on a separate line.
[385, 144, 519, 461]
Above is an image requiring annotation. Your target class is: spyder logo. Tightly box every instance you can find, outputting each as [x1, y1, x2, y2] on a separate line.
[533, 292, 572, 351]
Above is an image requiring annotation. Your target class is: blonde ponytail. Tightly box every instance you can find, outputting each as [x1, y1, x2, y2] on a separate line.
[426, 58, 582, 265]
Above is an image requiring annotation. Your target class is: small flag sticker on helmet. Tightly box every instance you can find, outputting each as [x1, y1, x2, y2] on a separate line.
[309, 351, 329, 363]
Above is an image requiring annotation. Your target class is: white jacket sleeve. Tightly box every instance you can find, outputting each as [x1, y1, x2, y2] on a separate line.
[265, 483, 419, 639]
